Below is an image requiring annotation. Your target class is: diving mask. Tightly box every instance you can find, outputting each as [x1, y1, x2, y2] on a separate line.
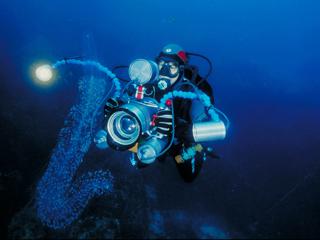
[157, 59, 180, 78]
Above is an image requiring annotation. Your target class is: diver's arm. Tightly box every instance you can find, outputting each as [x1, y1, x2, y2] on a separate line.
[175, 100, 209, 143]
[176, 78, 215, 143]
[154, 108, 173, 137]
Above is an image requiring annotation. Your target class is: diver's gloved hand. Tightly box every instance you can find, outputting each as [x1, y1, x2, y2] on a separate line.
[104, 98, 122, 118]
[154, 108, 173, 137]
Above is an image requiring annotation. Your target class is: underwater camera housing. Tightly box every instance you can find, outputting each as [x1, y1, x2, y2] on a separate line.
[104, 58, 227, 165]
[106, 59, 169, 164]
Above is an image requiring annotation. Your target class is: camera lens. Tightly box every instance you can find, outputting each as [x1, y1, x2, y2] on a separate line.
[108, 111, 140, 147]
[120, 115, 137, 135]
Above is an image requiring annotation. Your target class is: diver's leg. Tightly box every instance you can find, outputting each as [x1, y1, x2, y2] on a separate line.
[174, 99, 208, 182]
[177, 162, 203, 182]
[174, 149, 204, 183]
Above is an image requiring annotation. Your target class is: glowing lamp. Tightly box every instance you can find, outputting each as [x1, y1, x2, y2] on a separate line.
[35, 64, 53, 82]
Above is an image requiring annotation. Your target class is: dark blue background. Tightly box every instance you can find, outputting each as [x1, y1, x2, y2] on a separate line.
[1, 0, 320, 238]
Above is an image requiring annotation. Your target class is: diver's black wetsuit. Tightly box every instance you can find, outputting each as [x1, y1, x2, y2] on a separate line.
[153, 67, 215, 182]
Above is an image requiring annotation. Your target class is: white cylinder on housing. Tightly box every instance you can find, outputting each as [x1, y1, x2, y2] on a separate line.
[192, 121, 226, 142]
[137, 137, 168, 164]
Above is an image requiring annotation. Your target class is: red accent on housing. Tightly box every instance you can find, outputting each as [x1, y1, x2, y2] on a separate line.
[135, 85, 144, 100]
[177, 51, 187, 63]
[151, 114, 157, 126]
[165, 99, 172, 106]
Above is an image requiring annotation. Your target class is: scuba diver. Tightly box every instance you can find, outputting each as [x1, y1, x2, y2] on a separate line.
[98, 44, 222, 182]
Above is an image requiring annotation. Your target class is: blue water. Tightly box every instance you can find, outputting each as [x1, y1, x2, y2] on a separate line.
[1, 0, 320, 238]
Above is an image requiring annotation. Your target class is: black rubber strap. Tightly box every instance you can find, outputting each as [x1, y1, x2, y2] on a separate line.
[157, 127, 172, 135]
[155, 118, 172, 124]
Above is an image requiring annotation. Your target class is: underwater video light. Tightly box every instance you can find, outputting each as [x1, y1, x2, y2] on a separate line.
[128, 59, 159, 85]
[35, 64, 53, 82]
